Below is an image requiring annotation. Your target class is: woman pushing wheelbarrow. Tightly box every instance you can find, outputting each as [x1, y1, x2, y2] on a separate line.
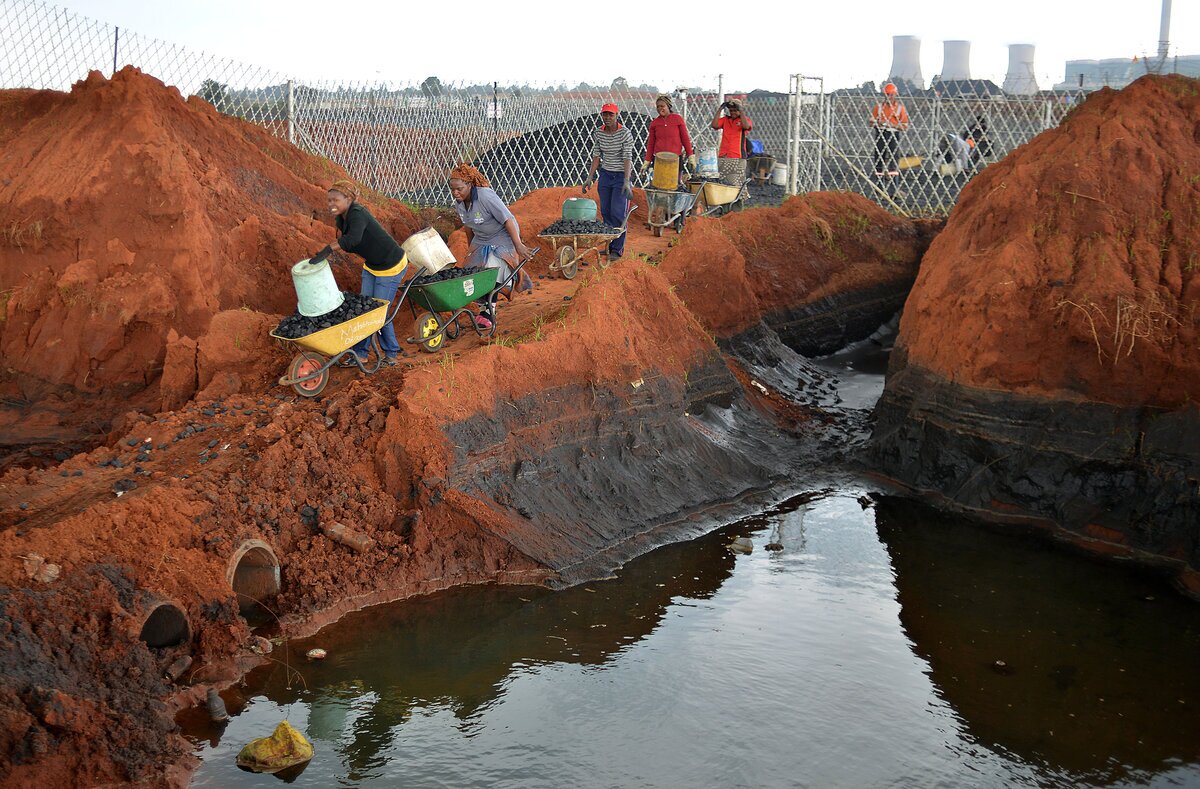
[308, 179, 409, 368]
[448, 163, 534, 330]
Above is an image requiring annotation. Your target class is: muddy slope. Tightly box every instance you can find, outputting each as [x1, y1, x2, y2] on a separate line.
[0, 68, 419, 463]
[872, 75, 1200, 591]
[0, 258, 832, 788]
[657, 192, 936, 354]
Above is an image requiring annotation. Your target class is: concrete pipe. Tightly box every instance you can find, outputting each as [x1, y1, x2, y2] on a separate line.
[227, 539, 281, 614]
[137, 597, 192, 649]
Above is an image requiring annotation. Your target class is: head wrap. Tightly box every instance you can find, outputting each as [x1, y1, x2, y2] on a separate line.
[448, 163, 490, 188]
[329, 179, 358, 201]
[655, 94, 673, 110]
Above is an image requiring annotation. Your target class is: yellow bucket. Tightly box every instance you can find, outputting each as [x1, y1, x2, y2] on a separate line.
[651, 152, 680, 190]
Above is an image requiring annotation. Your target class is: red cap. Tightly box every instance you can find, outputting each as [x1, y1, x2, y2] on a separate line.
[883, 83, 898, 95]
[601, 103, 619, 114]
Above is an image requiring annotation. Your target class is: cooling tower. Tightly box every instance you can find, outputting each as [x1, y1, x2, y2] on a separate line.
[1003, 44, 1039, 95]
[941, 40, 971, 81]
[889, 35, 924, 89]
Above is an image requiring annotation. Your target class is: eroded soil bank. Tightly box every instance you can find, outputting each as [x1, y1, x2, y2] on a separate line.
[0, 70, 927, 787]
[872, 75, 1200, 594]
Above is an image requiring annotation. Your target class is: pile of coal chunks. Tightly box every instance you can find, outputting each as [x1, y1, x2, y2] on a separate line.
[540, 219, 621, 236]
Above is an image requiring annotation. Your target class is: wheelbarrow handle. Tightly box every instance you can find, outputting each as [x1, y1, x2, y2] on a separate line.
[492, 246, 540, 294]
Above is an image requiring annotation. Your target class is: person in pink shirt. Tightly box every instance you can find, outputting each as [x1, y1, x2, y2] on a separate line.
[640, 94, 695, 185]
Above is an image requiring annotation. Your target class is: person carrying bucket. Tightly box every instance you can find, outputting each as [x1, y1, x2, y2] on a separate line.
[641, 94, 695, 187]
[583, 102, 633, 259]
[710, 98, 752, 186]
[308, 179, 407, 367]
[870, 83, 909, 177]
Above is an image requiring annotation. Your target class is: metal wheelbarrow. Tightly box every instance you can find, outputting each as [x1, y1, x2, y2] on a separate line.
[643, 188, 698, 236]
[407, 247, 539, 353]
[538, 203, 636, 279]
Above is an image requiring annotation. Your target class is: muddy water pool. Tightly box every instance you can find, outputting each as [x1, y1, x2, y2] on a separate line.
[185, 341, 1200, 787]
[184, 488, 1200, 788]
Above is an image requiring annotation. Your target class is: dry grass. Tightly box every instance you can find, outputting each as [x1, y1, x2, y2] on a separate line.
[1056, 292, 1182, 365]
[2, 219, 44, 250]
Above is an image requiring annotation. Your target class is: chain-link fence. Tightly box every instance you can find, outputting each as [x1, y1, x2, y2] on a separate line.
[0, 0, 1137, 216]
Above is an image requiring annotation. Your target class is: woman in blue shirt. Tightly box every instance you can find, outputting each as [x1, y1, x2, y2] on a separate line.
[448, 163, 532, 329]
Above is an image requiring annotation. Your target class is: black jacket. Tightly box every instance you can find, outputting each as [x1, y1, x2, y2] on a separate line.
[336, 202, 404, 272]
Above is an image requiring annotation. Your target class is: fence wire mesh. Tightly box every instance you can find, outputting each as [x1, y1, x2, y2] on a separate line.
[0, 0, 1137, 216]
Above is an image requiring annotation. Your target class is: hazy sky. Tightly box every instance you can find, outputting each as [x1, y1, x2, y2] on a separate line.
[47, 0, 1200, 92]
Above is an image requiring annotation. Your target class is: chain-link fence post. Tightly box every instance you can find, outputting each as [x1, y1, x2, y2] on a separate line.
[286, 80, 295, 145]
[786, 75, 796, 195]
[111, 26, 118, 75]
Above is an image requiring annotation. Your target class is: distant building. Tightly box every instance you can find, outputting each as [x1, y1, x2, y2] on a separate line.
[1055, 54, 1200, 90]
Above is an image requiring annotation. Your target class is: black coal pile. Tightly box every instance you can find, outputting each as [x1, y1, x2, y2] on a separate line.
[473, 111, 653, 202]
[274, 292, 382, 339]
[540, 219, 620, 236]
[411, 265, 484, 286]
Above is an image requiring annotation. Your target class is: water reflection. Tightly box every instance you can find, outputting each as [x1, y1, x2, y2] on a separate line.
[185, 491, 1200, 788]
[875, 496, 1200, 785]
[183, 502, 775, 780]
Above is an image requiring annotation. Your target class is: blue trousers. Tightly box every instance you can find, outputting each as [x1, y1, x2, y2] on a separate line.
[352, 267, 403, 358]
[597, 169, 628, 256]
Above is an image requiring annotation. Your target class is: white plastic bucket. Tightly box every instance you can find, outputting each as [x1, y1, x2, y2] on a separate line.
[402, 227, 456, 275]
[697, 147, 719, 177]
[291, 258, 345, 317]
[771, 163, 788, 186]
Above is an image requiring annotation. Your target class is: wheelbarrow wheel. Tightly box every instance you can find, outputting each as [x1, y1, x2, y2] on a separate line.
[287, 351, 329, 398]
[415, 312, 445, 353]
[558, 246, 578, 280]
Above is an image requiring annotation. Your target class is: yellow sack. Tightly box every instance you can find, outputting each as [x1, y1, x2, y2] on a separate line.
[235, 720, 314, 773]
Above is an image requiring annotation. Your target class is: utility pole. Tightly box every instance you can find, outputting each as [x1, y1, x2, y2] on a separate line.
[1156, 0, 1172, 72]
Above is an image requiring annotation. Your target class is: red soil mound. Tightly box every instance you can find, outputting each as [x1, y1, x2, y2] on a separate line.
[0, 67, 419, 444]
[657, 192, 930, 336]
[898, 74, 1200, 407]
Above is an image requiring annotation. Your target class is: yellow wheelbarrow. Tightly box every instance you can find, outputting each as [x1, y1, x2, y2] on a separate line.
[689, 178, 749, 217]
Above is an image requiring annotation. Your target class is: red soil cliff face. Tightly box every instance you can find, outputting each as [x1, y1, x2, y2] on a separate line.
[657, 193, 932, 338]
[898, 75, 1200, 408]
[0, 68, 419, 441]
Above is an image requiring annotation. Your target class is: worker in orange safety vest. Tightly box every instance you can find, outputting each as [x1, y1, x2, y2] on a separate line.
[870, 83, 910, 177]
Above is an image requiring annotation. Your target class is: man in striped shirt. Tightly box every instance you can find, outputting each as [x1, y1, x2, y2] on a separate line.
[584, 102, 633, 258]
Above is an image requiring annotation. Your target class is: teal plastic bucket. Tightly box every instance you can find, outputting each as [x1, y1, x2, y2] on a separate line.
[562, 198, 597, 221]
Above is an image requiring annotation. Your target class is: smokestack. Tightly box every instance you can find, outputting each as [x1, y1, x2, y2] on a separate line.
[1003, 44, 1039, 95]
[941, 40, 971, 81]
[1158, 0, 1172, 62]
[889, 35, 924, 89]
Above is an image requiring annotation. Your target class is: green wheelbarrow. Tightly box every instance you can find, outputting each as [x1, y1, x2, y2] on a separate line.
[406, 248, 539, 353]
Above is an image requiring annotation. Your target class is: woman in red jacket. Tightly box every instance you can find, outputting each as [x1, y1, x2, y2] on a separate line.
[640, 94, 695, 185]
